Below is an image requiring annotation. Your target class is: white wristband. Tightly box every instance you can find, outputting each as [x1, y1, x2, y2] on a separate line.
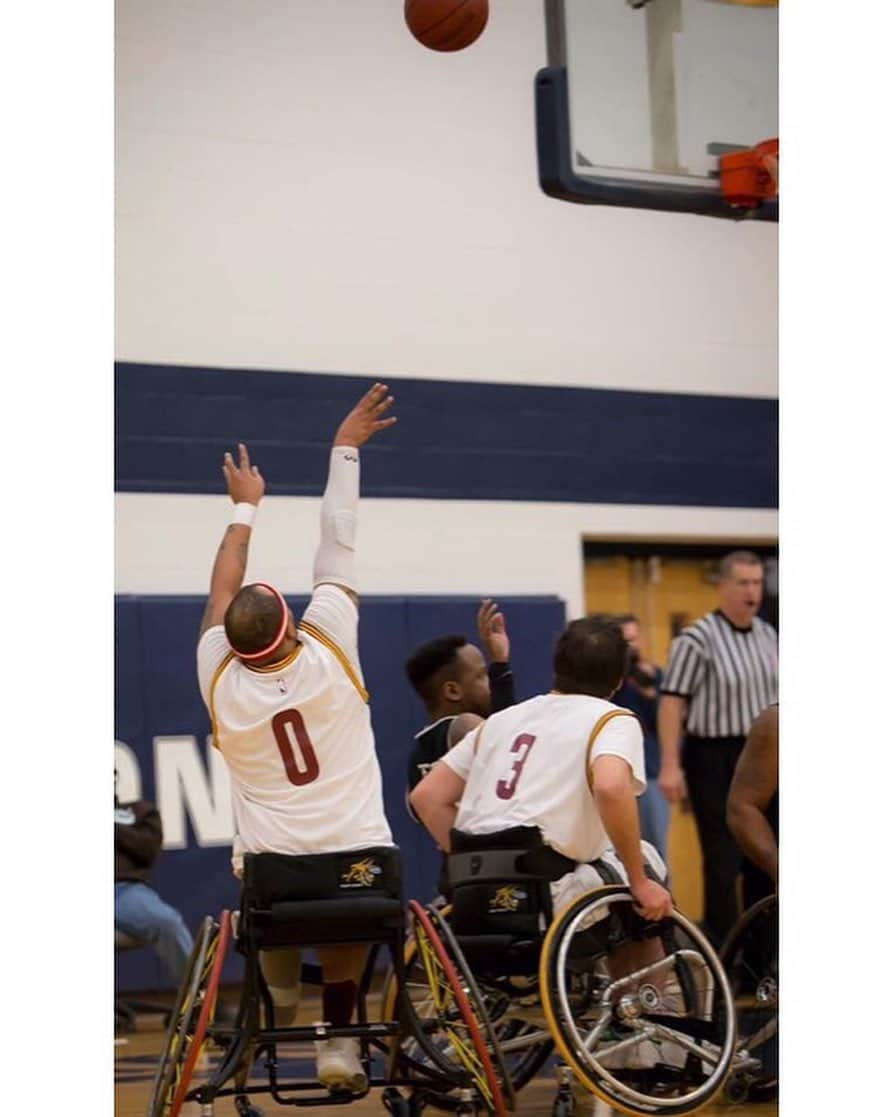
[230, 502, 257, 527]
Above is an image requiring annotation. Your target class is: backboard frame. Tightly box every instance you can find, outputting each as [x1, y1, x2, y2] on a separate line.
[535, 0, 778, 221]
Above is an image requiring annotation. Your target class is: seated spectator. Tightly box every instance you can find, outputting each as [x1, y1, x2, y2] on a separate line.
[115, 775, 193, 985]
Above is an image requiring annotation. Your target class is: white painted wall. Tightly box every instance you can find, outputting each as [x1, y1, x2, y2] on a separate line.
[115, 0, 777, 399]
[115, 492, 778, 618]
[115, 0, 777, 605]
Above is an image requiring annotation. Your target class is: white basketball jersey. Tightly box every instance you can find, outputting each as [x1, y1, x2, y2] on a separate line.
[197, 586, 392, 861]
[444, 692, 645, 864]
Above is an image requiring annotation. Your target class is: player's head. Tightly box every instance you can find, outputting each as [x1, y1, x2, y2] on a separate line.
[405, 635, 491, 718]
[717, 551, 764, 624]
[552, 616, 628, 699]
[224, 583, 298, 665]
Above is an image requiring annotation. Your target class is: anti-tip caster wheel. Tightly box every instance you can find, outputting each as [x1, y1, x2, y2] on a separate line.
[724, 1070, 753, 1106]
[234, 1099, 264, 1117]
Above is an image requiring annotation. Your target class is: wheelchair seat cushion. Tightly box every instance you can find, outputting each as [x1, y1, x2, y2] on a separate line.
[240, 847, 404, 948]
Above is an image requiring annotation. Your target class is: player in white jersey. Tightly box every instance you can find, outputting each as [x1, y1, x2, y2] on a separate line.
[196, 383, 396, 1093]
[410, 615, 673, 923]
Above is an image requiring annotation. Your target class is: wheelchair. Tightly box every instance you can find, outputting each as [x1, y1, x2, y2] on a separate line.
[146, 845, 511, 1117]
[385, 827, 743, 1117]
[719, 893, 778, 1103]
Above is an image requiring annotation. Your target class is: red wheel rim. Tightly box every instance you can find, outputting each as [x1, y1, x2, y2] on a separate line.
[408, 899, 508, 1116]
[169, 909, 233, 1117]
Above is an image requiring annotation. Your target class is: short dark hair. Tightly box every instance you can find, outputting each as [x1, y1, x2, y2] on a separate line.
[224, 584, 286, 655]
[553, 616, 628, 699]
[613, 613, 639, 627]
[405, 635, 467, 707]
[719, 550, 763, 579]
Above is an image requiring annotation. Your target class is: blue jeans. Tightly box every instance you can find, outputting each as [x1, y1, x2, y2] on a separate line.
[115, 882, 193, 985]
[638, 779, 670, 862]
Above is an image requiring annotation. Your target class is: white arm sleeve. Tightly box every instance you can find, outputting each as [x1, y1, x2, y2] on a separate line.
[312, 446, 360, 592]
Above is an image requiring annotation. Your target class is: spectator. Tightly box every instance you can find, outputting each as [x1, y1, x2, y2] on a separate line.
[658, 551, 778, 946]
[115, 776, 193, 985]
[613, 613, 668, 860]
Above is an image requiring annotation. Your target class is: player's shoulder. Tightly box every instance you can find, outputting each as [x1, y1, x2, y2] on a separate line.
[486, 693, 548, 726]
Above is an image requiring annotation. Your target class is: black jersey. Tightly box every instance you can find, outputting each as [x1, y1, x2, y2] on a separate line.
[407, 717, 456, 820]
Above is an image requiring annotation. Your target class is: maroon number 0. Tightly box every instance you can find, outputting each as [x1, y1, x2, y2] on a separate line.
[271, 709, 320, 787]
[496, 733, 537, 801]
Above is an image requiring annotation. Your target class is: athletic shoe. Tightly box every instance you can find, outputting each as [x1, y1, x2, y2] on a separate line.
[315, 1037, 367, 1093]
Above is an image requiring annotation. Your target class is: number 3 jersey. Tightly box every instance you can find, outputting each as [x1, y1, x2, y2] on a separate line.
[443, 692, 646, 864]
[197, 585, 393, 864]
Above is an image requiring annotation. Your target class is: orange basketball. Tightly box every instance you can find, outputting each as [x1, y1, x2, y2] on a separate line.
[404, 0, 489, 53]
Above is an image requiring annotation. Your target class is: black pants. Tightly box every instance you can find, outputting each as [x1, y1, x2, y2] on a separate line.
[682, 735, 772, 947]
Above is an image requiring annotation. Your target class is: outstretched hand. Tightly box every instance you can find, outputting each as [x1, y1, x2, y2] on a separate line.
[477, 599, 510, 662]
[334, 383, 397, 448]
[223, 443, 265, 505]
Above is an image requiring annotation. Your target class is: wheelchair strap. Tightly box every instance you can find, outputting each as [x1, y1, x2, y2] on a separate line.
[448, 843, 576, 885]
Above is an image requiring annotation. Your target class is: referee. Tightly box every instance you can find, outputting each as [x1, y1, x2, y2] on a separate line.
[658, 551, 778, 946]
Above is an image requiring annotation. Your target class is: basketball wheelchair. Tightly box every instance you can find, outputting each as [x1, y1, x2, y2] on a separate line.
[382, 827, 760, 1117]
[147, 845, 511, 1117]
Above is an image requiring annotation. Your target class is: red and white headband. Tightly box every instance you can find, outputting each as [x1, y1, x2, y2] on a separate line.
[230, 582, 289, 661]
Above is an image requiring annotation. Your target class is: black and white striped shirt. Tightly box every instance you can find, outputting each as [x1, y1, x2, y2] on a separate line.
[662, 610, 778, 738]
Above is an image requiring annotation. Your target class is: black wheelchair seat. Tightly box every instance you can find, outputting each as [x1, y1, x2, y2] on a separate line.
[241, 845, 404, 948]
[446, 826, 572, 976]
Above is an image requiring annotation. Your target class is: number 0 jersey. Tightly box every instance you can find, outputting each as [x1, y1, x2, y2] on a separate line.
[443, 692, 645, 864]
[197, 585, 393, 863]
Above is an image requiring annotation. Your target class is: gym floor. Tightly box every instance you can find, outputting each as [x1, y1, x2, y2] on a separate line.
[115, 989, 778, 1117]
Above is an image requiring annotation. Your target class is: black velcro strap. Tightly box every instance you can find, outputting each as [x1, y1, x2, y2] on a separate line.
[448, 828, 575, 885]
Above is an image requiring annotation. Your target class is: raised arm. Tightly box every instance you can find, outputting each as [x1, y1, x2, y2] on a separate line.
[727, 706, 779, 884]
[199, 442, 265, 637]
[477, 599, 516, 711]
[311, 383, 396, 607]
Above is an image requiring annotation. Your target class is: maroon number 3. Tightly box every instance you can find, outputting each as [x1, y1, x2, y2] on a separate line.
[496, 733, 537, 800]
[271, 709, 320, 786]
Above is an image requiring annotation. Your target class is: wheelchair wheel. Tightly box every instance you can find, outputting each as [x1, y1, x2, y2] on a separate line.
[382, 908, 551, 1108]
[720, 894, 778, 1102]
[404, 900, 511, 1116]
[540, 886, 736, 1117]
[146, 909, 232, 1117]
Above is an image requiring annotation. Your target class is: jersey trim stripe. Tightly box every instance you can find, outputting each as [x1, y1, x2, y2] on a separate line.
[245, 644, 303, 673]
[585, 710, 638, 793]
[208, 651, 236, 750]
[298, 620, 369, 702]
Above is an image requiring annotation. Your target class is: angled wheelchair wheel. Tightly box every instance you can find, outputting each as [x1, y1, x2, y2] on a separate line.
[146, 910, 232, 1117]
[404, 900, 511, 1116]
[720, 894, 778, 1103]
[540, 886, 736, 1117]
[383, 906, 550, 1109]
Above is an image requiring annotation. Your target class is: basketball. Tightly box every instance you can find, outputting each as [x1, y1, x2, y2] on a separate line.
[404, 0, 489, 53]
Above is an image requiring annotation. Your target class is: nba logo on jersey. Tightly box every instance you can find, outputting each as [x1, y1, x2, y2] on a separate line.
[488, 885, 527, 914]
[340, 857, 382, 888]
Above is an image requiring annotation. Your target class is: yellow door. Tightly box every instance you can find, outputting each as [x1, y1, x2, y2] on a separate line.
[584, 555, 725, 921]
